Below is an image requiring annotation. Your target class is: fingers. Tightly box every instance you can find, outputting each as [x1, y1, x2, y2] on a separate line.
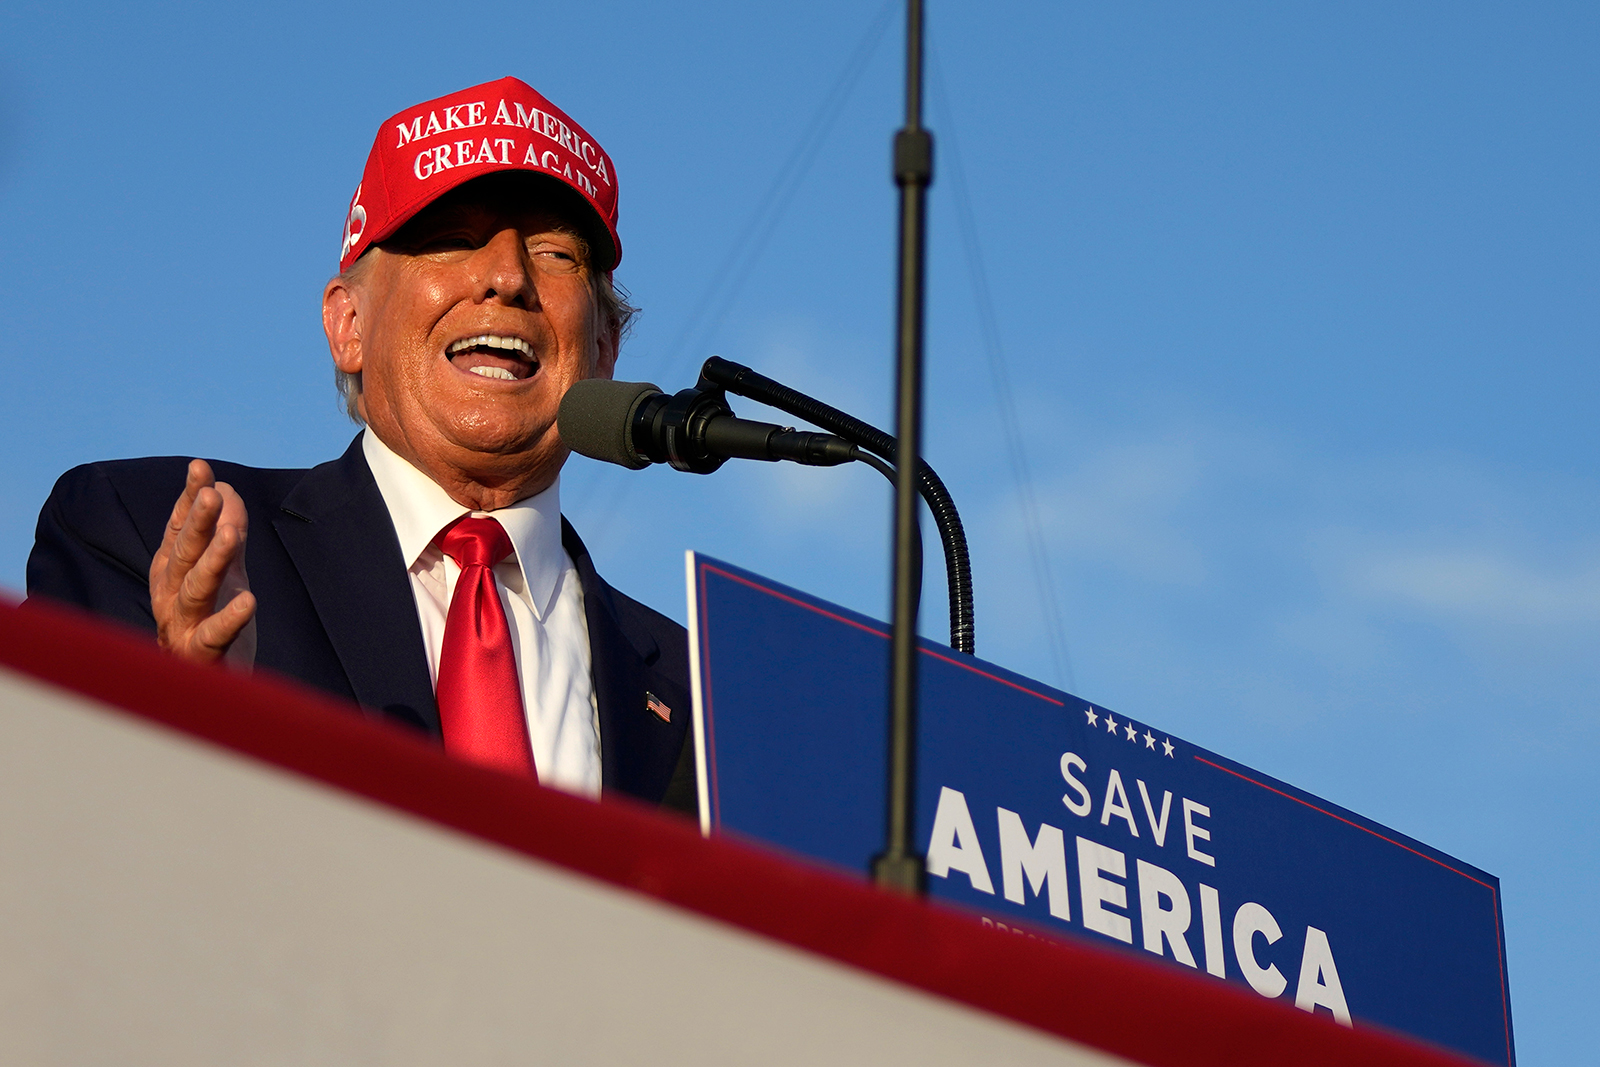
[174, 486, 223, 566]
[154, 485, 224, 612]
[150, 459, 256, 666]
[163, 459, 215, 543]
[191, 590, 256, 656]
[213, 480, 249, 538]
[174, 515, 237, 621]
[153, 460, 217, 588]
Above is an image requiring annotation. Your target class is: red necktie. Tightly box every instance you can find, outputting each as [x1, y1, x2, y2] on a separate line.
[435, 516, 536, 778]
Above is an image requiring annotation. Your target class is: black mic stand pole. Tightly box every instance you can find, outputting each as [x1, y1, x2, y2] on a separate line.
[871, 0, 932, 895]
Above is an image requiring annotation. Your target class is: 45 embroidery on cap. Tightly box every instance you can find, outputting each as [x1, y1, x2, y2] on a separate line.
[340, 184, 367, 264]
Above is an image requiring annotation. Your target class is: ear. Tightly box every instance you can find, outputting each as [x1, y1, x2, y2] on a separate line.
[323, 276, 363, 375]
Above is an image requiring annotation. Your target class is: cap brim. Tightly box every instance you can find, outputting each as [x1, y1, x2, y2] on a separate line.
[365, 167, 619, 272]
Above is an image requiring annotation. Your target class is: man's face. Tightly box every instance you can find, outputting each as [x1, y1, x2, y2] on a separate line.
[324, 177, 617, 504]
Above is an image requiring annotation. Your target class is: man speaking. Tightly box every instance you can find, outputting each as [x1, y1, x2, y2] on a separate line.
[26, 77, 695, 814]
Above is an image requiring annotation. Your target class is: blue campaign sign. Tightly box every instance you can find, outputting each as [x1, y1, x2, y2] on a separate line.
[686, 553, 1515, 1066]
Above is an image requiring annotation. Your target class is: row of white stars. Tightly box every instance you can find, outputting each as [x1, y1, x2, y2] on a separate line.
[1084, 706, 1176, 757]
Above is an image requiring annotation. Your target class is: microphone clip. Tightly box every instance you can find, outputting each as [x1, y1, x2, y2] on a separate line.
[632, 385, 735, 474]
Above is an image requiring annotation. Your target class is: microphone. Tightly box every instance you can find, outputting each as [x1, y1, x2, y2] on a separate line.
[559, 378, 859, 474]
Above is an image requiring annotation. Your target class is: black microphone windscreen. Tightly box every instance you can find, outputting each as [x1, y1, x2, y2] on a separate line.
[558, 379, 661, 469]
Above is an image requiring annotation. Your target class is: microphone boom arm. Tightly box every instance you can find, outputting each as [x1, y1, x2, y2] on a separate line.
[699, 356, 975, 656]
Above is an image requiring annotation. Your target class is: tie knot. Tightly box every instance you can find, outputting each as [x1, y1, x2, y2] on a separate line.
[438, 516, 513, 569]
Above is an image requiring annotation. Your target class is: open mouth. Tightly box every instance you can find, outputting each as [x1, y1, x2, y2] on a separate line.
[446, 334, 537, 381]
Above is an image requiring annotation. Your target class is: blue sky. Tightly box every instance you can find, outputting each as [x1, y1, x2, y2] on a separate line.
[2, 2, 1595, 1060]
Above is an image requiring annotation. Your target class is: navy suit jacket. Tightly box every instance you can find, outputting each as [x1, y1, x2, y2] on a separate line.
[26, 436, 697, 815]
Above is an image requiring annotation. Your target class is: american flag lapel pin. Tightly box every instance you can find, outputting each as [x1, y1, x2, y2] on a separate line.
[645, 691, 671, 723]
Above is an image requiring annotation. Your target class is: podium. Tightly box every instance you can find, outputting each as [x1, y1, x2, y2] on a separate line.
[0, 597, 1487, 1066]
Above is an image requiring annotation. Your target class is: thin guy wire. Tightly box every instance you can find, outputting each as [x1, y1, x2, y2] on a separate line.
[929, 53, 1076, 692]
[638, 0, 897, 392]
[572, 1, 897, 527]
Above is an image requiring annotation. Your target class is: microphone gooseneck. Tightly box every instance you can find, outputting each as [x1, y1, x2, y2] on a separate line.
[700, 356, 973, 657]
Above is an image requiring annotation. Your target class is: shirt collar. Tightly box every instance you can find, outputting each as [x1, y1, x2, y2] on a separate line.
[361, 428, 566, 617]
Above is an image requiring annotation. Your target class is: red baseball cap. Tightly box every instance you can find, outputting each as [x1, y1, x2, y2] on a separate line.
[338, 76, 621, 273]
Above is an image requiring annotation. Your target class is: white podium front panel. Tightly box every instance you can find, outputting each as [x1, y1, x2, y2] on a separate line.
[0, 666, 1123, 1067]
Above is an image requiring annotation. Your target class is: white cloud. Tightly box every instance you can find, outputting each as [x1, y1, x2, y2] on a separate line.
[940, 402, 1600, 730]
[980, 430, 1216, 589]
[1346, 546, 1600, 625]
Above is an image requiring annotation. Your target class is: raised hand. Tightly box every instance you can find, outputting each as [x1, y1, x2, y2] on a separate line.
[149, 459, 257, 666]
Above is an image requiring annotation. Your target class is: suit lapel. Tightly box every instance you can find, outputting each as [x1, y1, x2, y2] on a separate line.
[265, 444, 679, 799]
[563, 520, 684, 803]
[272, 437, 439, 737]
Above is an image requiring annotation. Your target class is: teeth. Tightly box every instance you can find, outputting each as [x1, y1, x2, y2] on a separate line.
[468, 366, 517, 380]
[448, 334, 534, 358]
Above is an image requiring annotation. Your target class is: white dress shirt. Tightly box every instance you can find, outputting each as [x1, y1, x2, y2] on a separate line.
[362, 429, 601, 796]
